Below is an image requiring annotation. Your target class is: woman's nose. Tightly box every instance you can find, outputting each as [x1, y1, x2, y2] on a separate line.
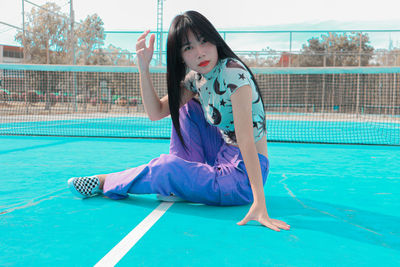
[195, 45, 205, 58]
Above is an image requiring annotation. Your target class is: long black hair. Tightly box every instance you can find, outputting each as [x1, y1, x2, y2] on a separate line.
[167, 10, 264, 149]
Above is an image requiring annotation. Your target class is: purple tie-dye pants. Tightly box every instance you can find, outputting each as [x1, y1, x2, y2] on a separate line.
[103, 99, 269, 206]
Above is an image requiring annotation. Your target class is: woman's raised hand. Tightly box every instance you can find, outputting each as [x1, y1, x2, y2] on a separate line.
[136, 30, 155, 72]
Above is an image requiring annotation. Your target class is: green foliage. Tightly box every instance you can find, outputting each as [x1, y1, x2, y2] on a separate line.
[300, 32, 374, 66]
[75, 14, 105, 65]
[15, 3, 110, 65]
[15, 2, 69, 64]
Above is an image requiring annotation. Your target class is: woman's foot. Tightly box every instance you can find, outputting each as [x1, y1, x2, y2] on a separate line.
[68, 176, 102, 199]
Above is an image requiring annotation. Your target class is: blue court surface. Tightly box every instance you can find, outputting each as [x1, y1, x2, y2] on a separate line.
[1, 135, 399, 266]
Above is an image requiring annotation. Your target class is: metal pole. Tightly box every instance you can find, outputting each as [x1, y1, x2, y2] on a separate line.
[22, 1, 29, 114]
[392, 74, 397, 116]
[159, 31, 162, 66]
[289, 31, 292, 67]
[22, 0, 26, 63]
[356, 32, 362, 113]
[156, 0, 164, 66]
[358, 32, 362, 67]
[70, 0, 76, 65]
[70, 0, 78, 112]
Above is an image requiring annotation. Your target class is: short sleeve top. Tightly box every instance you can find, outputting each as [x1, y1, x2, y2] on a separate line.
[183, 57, 266, 145]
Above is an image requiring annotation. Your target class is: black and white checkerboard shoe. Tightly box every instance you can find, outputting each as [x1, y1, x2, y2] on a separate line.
[68, 176, 102, 199]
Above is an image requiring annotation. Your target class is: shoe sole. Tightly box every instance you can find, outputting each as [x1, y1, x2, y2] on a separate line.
[156, 194, 186, 202]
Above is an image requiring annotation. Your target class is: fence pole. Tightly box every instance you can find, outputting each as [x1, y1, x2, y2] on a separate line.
[356, 32, 362, 114]
[289, 31, 292, 67]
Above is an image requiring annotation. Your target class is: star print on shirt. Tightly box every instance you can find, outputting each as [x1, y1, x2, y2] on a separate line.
[255, 114, 267, 132]
[238, 73, 245, 80]
[253, 121, 258, 128]
[220, 99, 226, 106]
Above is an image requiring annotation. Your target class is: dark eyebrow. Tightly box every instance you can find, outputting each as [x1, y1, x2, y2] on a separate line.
[182, 41, 191, 47]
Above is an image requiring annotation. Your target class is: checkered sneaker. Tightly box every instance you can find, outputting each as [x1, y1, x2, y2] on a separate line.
[68, 176, 101, 199]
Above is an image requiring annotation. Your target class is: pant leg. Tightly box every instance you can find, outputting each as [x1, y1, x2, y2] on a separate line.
[169, 98, 224, 165]
[103, 142, 270, 206]
[104, 153, 225, 205]
[102, 99, 270, 206]
[103, 145, 268, 205]
[213, 143, 270, 205]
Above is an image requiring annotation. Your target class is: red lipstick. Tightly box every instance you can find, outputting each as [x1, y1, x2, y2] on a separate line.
[198, 60, 210, 67]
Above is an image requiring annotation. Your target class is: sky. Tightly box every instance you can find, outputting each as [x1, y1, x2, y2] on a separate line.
[1, 0, 400, 50]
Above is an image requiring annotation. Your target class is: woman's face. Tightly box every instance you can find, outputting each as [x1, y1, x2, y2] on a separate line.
[181, 30, 218, 74]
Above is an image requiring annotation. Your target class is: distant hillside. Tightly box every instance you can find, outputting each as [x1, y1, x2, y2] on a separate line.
[220, 19, 400, 31]
[217, 20, 400, 51]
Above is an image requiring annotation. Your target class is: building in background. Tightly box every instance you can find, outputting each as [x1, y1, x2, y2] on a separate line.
[0, 45, 23, 63]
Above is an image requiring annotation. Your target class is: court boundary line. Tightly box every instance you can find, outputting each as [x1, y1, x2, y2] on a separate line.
[94, 202, 174, 267]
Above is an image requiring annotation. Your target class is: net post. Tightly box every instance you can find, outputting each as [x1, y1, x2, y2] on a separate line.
[392, 73, 397, 116]
[322, 72, 326, 112]
[24, 69, 28, 114]
[289, 32, 292, 67]
[356, 73, 360, 114]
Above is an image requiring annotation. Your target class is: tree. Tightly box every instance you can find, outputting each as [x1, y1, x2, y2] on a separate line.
[241, 47, 280, 67]
[15, 2, 70, 64]
[15, 4, 108, 66]
[373, 48, 400, 66]
[300, 32, 374, 67]
[103, 44, 134, 66]
[75, 14, 105, 65]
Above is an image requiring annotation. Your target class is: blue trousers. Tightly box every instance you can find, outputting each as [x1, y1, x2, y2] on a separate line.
[103, 99, 270, 206]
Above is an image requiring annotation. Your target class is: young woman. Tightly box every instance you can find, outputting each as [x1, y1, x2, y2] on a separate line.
[68, 11, 289, 231]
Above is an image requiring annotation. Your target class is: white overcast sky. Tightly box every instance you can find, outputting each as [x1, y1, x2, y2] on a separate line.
[1, 0, 400, 45]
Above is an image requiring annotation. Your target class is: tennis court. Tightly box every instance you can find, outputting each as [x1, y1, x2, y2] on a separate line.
[1, 64, 399, 266]
[1, 135, 399, 266]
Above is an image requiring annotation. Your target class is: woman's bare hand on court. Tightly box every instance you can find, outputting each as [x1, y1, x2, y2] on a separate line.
[237, 202, 290, 231]
[136, 30, 155, 71]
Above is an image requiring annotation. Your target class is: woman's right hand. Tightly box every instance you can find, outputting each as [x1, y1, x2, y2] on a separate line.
[136, 30, 155, 72]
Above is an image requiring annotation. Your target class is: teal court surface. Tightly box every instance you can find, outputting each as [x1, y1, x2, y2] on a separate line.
[1, 135, 399, 266]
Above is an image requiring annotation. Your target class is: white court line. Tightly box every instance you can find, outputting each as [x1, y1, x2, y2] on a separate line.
[95, 202, 174, 267]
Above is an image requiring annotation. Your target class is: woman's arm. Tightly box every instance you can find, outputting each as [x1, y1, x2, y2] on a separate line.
[136, 30, 195, 121]
[231, 85, 265, 203]
[231, 85, 290, 231]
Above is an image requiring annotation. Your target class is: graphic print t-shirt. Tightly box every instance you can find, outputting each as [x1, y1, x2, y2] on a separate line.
[183, 58, 266, 145]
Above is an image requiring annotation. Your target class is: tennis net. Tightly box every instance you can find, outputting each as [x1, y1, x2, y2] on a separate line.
[0, 64, 399, 145]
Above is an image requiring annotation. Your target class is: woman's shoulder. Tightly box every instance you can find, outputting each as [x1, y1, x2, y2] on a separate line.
[218, 58, 253, 94]
[220, 57, 248, 72]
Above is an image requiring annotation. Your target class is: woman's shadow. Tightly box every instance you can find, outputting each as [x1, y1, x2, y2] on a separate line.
[106, 193, 400, 252]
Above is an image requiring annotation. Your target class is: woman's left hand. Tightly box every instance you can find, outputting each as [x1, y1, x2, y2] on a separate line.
[237, 202, 290, 231]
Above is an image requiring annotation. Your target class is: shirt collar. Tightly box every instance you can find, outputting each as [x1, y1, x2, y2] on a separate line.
[202, 59, 222, 80]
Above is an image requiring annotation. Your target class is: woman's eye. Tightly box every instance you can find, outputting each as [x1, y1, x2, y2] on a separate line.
[183, 46, 191, 51]
[201, 39, 207, 44]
